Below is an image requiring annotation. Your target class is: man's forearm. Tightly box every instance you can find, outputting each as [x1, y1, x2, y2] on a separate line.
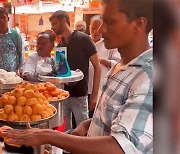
[44, 130, 124, 154]
[91, 65, 101, 96]
[100, 58, 111, 68]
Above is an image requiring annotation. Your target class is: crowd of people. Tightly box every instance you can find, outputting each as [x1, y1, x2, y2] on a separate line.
[0, 0, 153, 153]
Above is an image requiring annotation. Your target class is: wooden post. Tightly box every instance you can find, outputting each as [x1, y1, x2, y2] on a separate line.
[13, 6, 16, 28]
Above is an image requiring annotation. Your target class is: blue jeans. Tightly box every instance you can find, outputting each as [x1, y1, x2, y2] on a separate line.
[63, 96, 89, 131]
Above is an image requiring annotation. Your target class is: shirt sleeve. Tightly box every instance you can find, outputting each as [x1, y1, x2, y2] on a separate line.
[23, 53, 38, 76]
[82, 35, 97, 58]
[111, 71, 153, 154]
[108, 49, 121, 68]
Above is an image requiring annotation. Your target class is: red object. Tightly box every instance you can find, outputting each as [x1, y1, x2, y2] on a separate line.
[55, 116, 66, 132]
[0, 0, 8, 2]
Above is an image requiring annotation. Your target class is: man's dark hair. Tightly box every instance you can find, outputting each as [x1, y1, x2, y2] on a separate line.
[38, 31, 56, 46]
[49, 10, 70, 26]
[0, 7, 8, 17]
[103, 0, 153, 33]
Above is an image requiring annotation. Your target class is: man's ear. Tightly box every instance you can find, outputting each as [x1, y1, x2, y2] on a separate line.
[62, 17, 68, 25]
[134, 17, 147, 33]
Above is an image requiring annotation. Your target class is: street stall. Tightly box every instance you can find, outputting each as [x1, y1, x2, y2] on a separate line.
[0, 0, 101, 153]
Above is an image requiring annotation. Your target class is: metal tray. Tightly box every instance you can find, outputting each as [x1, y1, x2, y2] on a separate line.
[48, 94, 69, 103]
[0, 105, 57, 127]
[38, 69, 84, 84]
[0, 81, 23, 90]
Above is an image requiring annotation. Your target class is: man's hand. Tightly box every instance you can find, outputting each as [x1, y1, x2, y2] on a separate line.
[71, 119, 91, 136]
[2, 127, 49, 147]
[22, 72, 35, 81]
[89, 94, 98, 111]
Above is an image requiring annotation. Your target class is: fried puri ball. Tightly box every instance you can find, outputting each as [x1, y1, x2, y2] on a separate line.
[21, 82, 30, 88]
[49, 105, 56, 113]
[7, 114, 19, 121]
[32, 104, 43, 115]
[0, 126, 12, 139]
[37, 99, 44, 104]
[24, 90, 36, 98]
[45, 82, 56, 91]
[26, 98, 37, 106]
[4, 105, 14, 115]
[25, 84, 38, 91]
[0, 95, 9, 104]
[37, 83, 46, 92]
[11, 89, 23, 98]
[44, 94, 52, 100]
[41, 104, 47, 111]
[0, 110, 4, 120]
[46, 108, 54, 116]
[14, 105, 23, 116]
[19, 114, 30, 122]
[8, 96, 16, 105]
[17, 96, 27, 107]
[0, 111, 8, 120]
[31, 114, 41, 121]
[49, 89, 59, 97]
[61, 91, 69, 97]
[35, 92, 46, 101]
[23, 106, 33, 116]
[0, 100, 4, 109]
[41, 111, 50, 119]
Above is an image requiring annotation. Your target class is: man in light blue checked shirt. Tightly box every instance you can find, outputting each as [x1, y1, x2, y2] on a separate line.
[3, 0, 153, 153]
[0, 7, 23, 72]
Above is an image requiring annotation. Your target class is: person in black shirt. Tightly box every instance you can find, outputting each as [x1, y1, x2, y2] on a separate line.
[49, 10, 101, 131]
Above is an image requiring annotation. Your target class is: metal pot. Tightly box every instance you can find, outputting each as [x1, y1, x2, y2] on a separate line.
[49, 100, 63, 129]
[0, 107, 57, 154]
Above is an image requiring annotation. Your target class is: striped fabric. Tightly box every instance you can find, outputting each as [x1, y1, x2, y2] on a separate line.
[88, 48, 153, 154]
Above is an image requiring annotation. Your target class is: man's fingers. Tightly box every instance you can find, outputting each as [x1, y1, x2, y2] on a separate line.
[27, 122, 32, 129]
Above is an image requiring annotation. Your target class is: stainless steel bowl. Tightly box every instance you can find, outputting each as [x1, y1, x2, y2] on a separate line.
[0, 82, 23, 95]
[0, 105, 57, 129]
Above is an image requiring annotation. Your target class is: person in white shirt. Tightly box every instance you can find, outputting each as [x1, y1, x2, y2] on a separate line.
[22, 31, 55, 81]
[88, 15, 121, 112]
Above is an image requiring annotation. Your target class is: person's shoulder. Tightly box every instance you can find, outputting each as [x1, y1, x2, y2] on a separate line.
[28, 52, 38, 59]
[73, 31, 90, 39]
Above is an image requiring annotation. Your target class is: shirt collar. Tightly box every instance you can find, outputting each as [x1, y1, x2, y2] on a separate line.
[128, 48, 153, 67]
[8, 28, 11, 34]
[95, 38, 104, 45]
[0, 28, 11, 35]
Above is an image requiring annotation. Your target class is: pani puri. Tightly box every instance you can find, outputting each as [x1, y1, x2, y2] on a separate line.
[32, 104, 43, 115]
[14, 105, 23, 116]
[26, 98, 37, 106]
[7, 114, 19, 121]
[8, 96, 16, 105]
[31, 114, 41, 121]
[41, 111, 50, 119]
[24, 90, 36, 98]
[17, 96, 27, 107]
[4, 105, 14, 115]
[23, 106, 33, 116]
[46, 108, 53, 116]
[11, 89, 23, 98]
[19, 114, 30, 122]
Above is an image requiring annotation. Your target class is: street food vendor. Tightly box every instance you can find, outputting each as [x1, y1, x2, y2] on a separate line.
[3, 0, 153, 153]
[22, 31, 55, 81]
